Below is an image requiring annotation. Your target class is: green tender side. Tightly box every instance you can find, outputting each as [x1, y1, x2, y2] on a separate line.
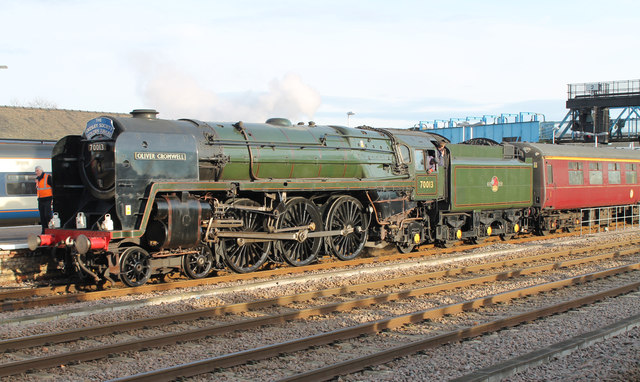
[448, 145, 532, 211]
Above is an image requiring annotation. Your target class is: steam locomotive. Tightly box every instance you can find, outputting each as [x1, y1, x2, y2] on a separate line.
[28, 110, 640, 286]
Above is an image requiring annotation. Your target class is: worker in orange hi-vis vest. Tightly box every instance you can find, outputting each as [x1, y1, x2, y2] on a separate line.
[35, 166, 53, 233]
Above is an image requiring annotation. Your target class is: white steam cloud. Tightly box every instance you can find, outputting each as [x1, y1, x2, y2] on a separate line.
[137, 64, 321, 123]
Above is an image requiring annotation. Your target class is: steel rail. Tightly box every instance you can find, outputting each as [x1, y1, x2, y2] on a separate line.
[0, 235, 487, 304]
[0, 225, 610, 304]
[109, 263, 640, 382]
[0, 244, 453, 308]
[1, 233, 634, 312]
[1, 243, 636, 352]
[0, 227, 585, 305]
[1, 250, 638, 378]
[279, 281, 640, 382]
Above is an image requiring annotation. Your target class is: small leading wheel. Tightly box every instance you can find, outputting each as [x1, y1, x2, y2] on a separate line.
[183, 245, 214, 279]
[119, 246, 151, 287]
[324, 196, 368, 260]
[275, 197, 323, 266]
[222, 199, 270, 273]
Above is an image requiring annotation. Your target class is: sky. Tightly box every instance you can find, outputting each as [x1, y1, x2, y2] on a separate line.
[1, 0, 638, 129]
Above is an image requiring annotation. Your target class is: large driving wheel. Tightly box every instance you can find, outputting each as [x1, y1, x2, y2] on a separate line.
[324, 196, 368, 260]
[222, 199, 270, 273]
[275, 197, 323, 266]
[119, 246, 151, 287]
[183, 245, 214, 279]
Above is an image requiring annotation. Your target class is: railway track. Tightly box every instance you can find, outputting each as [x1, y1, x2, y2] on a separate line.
[1, 233, 640, 380]
[0, 230, 589, 312]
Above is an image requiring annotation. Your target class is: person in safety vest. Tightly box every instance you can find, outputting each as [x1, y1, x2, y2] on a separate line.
[35, 166, 53, 233]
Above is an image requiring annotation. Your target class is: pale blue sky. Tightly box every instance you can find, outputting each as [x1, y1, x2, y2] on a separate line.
[1, 0, 638, 127]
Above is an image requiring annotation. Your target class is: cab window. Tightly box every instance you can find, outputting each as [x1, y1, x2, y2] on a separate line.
[415, 150, 425, 171]
[398, 145, 411, 164]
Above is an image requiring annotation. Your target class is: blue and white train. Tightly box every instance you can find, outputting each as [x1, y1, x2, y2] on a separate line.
[0, 139, 55, 227]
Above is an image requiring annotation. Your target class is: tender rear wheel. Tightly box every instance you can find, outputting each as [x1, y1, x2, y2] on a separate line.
[469, 237, 486, 244]
[396, 242, 415, 254]
[222, 199, 270, 273]
[119, 246, 151, 287]
[499, 234, 515, 241]
[324, 196, 368, 261]
[275, 197, 323, 266]
[183, 245, 214, 279]
[436, 240, 455, 248]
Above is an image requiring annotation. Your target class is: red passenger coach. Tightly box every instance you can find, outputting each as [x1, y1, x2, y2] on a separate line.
[515, 142, 640, 233]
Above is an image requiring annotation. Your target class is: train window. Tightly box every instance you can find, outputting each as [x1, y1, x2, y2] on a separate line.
[588, 162, 603, 185]
[414, 150, 425, 171]
[608, 163, 621, 184]
[398, 145, 411, 164]
[546, 164, 553, 184]
[568, 162, 583, 185]
[5, 173, 37, 195]
[568, 162, 582, 170]
[626, 163, 637, 184]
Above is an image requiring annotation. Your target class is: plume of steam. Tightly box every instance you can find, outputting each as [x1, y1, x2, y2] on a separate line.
[139, 65, 321, 122]
[259, 74, 322, 122]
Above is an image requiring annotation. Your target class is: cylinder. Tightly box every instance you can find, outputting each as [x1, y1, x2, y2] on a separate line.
[146, 195, 204, 249]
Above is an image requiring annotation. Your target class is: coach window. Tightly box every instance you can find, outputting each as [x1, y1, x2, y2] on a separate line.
[568, 162, 583, 185]
[589, 162, 603, 185]
[5, 173, 37, 195]
[626, 163, 637, 184]
[546, 164, 553, 184]
[608, 163, 621, 184]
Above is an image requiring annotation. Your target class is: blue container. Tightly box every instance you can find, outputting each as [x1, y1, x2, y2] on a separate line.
[420, 121, 540, 144]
